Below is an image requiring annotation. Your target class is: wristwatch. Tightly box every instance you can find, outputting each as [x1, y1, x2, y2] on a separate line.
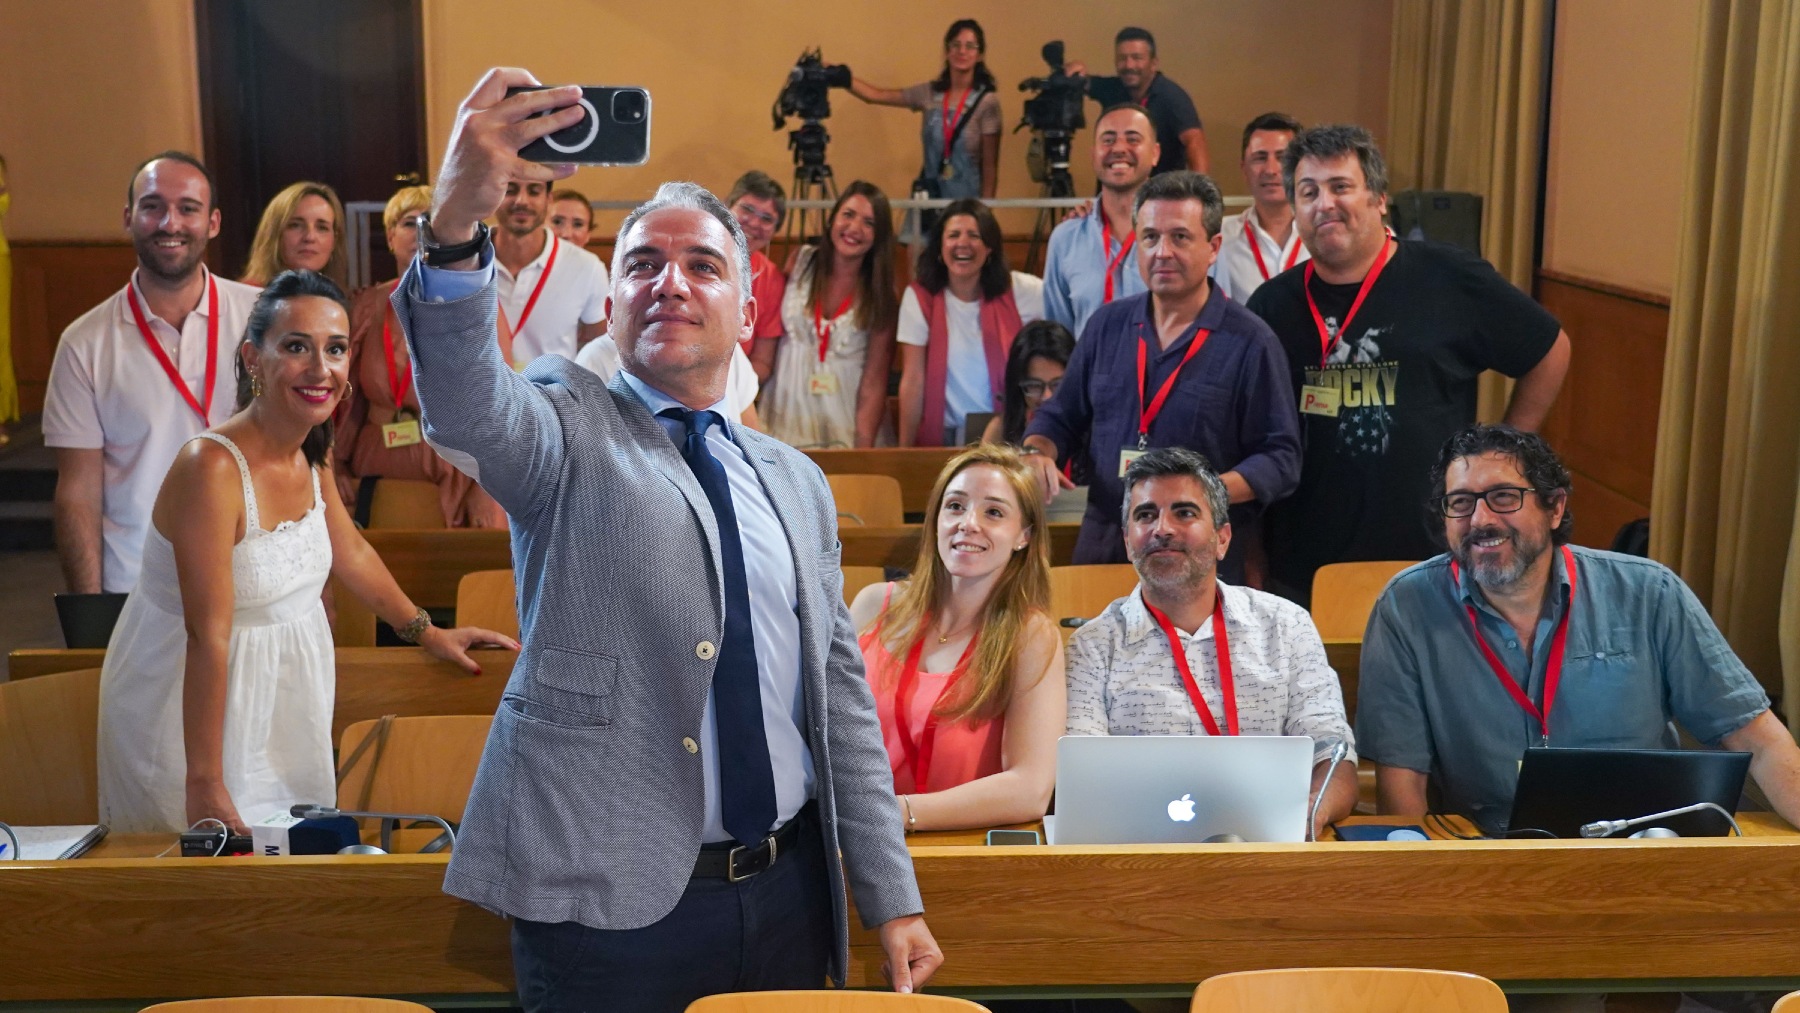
[416, 213, 490, 267]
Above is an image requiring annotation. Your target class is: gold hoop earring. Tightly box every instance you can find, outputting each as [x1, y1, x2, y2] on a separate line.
[342, 381, 354, 400]
[250, 372, 263, 398]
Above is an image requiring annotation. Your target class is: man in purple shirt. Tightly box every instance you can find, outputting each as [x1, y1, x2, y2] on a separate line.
[1022, 171, 1300, 579]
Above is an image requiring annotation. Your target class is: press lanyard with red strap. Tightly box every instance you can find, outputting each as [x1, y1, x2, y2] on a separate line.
[894, 630, 979, 788]
[1143, 591, 1239, 736]
[1134, 322, 1211, 448]
[127, 274, 218, 424]
[1448, 544, 1578, 745]
[1303, 237, 1392, 366]
[1102, 222, 1136, 303]
[941, 88, 973, 166]
[381, 312, 412, 411]
[501, 234, 559, 339]
[812, 294, 855, 363]
[1246, 226, 1302, 282]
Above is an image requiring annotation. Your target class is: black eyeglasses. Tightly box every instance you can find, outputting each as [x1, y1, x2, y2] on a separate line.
[1019, 378, 1062, 399]
[1436, 487, 1537, 518]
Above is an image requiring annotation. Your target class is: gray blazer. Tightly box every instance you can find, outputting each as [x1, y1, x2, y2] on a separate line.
[393, 273, 922, 984]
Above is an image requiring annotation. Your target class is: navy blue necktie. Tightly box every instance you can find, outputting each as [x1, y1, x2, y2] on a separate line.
[660, 407, 778, 847]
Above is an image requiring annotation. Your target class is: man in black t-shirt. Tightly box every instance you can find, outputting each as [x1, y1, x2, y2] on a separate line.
[1246, 125, 1571, 604]
[1067, 27, 1208, 175]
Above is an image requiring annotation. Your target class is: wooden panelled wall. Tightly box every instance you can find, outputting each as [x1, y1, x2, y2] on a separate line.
[1535, 269, 1671, 548]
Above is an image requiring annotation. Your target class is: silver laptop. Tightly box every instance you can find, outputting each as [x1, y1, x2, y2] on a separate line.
[1044, 735, 1315, 844]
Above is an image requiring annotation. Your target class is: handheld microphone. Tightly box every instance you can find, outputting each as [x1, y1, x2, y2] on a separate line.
[1307, 740, 1351, 842]
[1577, 802, 1741, 839]
[290, 804, 457, 853]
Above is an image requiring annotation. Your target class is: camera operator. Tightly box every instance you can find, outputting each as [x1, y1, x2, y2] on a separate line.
[1065, 27, 1208, 176]
[1042, 104, 1158, 337]
[848, 20, 1002, 201]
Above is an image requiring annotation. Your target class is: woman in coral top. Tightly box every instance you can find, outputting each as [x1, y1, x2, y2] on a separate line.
[849, 445, 1065, 832]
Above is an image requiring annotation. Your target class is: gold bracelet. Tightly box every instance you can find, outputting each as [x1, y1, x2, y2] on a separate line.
[901, 795, 917, 834]
[394, 607, 433, 644]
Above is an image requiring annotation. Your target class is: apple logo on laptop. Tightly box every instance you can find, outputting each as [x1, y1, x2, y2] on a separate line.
[1167, 793, 1197, 822]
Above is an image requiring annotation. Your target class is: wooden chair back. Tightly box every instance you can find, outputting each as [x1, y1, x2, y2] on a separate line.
[335, 715, 492, 822]
[842, 565, 886, 606]
[140, 999, 436, 1013]
[455, 569, 517, 639]
[1190, 967, 1507, 1012]
[687, 991, 989, 1012]
[1771, 990, 1800, 1012]
[805, 447, 961, 514]
[827, 474, 905, 528]
[0, 666, 101, 824]
[1049, 564, 1139, 635]
[1310, 560, 1419, 639]
[367, 479, 447, 530]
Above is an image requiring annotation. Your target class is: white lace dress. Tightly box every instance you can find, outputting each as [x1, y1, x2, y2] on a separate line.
[760, 244, 876, 449]
[96, 432, 337, 833]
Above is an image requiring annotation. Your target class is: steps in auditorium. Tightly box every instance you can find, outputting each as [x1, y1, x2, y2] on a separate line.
[0, 418, 56, 552]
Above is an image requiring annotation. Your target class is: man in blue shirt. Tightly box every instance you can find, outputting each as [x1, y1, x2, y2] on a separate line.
[1022, 171, 1300, 579]
[1358, 425, 1800, 835]
[1042, 104, 1156, 338]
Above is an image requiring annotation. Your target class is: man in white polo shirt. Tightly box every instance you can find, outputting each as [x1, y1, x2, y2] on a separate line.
[493, 178, 608, 368]
[1211, 113, 1310, 303]
[43, 151, 261, 593]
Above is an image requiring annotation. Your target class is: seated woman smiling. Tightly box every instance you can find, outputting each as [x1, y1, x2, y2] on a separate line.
[849, 445, 1064, 832]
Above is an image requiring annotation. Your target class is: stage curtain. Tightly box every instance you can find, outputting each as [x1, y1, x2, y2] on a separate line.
[1651, 0, 1800, 716]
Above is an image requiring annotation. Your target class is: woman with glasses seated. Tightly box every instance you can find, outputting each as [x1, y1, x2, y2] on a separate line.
[849, 445, 1064, 833]
[981, 320, 1086, 521]
[896, 200, 1044, 446]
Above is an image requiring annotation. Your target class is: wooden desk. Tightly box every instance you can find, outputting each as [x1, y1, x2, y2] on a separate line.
[6, 816, 1798, 1004]
[805, 447, 962, 515]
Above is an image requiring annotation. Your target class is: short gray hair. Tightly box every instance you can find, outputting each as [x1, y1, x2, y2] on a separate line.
[1281, 124, 1389, 204]
[1120, 447, 1230, 530]
[1132, 171, 1225, 240]
[612, 181, 752, 305]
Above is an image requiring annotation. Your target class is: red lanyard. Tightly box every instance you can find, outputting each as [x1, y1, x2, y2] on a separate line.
[1448, 544, 1578, 744]
[812, 294, 854, 364]
[941, 88, 973, 162]
[1135, 323, 1211, 444]
[1246, 227, 1302, 282]
[381, 311, 412, 410]
[1144, 591, 1238, 736]
[1102, 223, 1136, 303]
[127, 274, 218, 424]
[501, 234, 559, 339]
[895, 629, 979, 789]
[1303, 237, 1392, 366]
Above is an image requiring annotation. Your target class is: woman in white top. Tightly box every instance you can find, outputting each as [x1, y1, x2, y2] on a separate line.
[897, 199, 1043, 446]
[97, 271, 517, 834]
[755, 181, 898, 449]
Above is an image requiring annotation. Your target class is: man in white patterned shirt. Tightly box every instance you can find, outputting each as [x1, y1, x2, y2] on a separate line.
[1065, 447, 1358, 832]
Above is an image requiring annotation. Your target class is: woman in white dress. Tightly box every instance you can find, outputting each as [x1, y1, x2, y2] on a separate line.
[97, 271, 518, 834]
[755, 181, 898, 449]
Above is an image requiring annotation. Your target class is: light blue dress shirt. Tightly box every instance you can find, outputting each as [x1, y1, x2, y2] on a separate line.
[418, 253, 815, 843]
[1042, 198, 1150, 339]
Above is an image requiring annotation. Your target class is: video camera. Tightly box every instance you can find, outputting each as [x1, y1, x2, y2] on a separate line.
[772, 48, 852, 129]
[1017, 41, 1086, 136]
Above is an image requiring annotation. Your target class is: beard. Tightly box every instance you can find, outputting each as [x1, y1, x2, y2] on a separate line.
[1454, 524, 1550, 593]
[1132, 535, 1215, 599]
[133, 231, 207, 284]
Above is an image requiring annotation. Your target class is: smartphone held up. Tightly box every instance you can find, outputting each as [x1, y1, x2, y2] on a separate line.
[508, 85, 651, 165]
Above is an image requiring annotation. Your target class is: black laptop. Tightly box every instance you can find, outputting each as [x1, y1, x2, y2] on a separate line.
[1507, 747, 1751, 838]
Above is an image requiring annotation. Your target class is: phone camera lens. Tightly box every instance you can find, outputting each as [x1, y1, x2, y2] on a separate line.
[612, 90, 647, 123]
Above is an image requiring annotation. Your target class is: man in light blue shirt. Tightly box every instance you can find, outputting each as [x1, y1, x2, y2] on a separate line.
[1357, 425, 1800, 835]
[1042, 104, 1156, 338]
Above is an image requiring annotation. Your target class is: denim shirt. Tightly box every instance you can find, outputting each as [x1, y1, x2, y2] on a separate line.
[1356, 546, 1770, 831]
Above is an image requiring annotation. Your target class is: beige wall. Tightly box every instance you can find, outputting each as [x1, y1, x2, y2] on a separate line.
[0, 0, 202, 240]
[1542, 0, 1701, 296]
[424, 0, 1393, 233]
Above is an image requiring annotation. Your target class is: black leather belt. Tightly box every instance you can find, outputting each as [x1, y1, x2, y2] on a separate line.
[693, 804, 811, 882]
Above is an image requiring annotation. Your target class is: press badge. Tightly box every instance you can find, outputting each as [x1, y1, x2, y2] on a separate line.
[382, 411, 423, 449]
[1118, 448, 1147, 477]
[1299, 385, 1342, 418]
[808, 372, 840, 396]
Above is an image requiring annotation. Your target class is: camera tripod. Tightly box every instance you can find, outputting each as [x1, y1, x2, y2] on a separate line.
[1024, 130, 1077, 274]
[788, 120, 839, 241]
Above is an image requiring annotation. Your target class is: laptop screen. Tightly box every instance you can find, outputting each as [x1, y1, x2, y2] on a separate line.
[1506, 747, 1750, 838]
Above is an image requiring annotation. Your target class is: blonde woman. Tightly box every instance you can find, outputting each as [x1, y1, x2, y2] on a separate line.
[849, 445, 1064, 832]
[241, 181, 347, 287]
[333, 185, 508, 526]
